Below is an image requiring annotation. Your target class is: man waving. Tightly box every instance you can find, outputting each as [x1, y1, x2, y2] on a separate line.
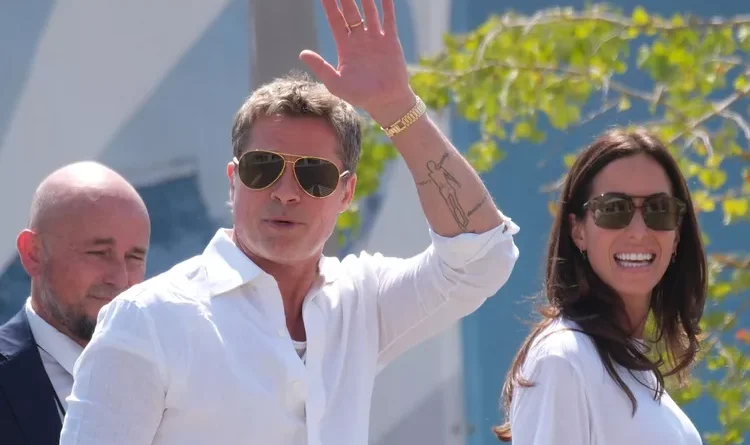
[60, 1, 520, 444]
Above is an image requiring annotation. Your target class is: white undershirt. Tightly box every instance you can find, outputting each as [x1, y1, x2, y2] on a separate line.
[291, 339, 307, 363]
[24, 298, 84, 418]
[509, 317, 702, 445]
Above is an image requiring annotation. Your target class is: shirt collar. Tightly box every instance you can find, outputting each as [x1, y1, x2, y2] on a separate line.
[202, 229, 341, 298]
[24, 298, 84, 377]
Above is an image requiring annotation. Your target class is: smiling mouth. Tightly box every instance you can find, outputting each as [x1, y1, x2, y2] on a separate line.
[90, 295, 114, 302]
[614, 252, 655, 268]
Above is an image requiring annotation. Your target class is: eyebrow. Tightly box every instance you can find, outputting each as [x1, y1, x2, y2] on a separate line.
[86, 237, 148, 256]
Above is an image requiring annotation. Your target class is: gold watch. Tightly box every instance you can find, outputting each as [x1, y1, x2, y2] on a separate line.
[380, 97, 427, 137]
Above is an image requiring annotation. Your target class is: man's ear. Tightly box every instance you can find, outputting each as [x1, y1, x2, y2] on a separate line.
[340, 173, 357, 213]
[17, 230, 44, 278]
[227, 161, 236, 201]
[568, 213, 587, 252]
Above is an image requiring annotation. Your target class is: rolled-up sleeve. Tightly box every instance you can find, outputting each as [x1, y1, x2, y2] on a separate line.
[373, 212, 520, 367]
[60, 298, 168, 445]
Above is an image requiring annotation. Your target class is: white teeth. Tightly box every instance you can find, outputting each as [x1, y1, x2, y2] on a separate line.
[615, 253, 654, 268]
[614, 253, 654, 262]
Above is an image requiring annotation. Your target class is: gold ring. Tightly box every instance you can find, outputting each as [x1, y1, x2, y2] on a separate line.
[347, 19, 364, 29]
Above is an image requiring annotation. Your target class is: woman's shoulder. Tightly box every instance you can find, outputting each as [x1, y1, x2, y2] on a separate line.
[526, 317, 602, 370]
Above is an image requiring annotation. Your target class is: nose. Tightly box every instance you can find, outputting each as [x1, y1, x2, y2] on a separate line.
[103, 257, 130, 292]
[625, 208, 649, 239]
[270, 163, 301, 204]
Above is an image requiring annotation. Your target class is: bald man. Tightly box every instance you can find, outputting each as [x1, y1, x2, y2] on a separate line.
[0, 162, 150, 445]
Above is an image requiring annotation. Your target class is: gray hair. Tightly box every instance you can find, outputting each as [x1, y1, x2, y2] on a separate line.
[231, 71, 363, 173]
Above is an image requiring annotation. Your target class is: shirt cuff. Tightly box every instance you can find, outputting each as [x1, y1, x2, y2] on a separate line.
[429, 210, 520, 269]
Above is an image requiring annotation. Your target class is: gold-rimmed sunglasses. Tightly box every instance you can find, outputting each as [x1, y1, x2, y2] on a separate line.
[233, 150, 350, 199]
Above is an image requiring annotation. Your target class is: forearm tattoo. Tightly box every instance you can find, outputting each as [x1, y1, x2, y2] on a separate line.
[417, 153, 488, 232]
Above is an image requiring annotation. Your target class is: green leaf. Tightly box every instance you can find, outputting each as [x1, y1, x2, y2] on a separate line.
[625, 27, 640, 39]
[739, 25, 750, 42]
[693, 190, 717, 212]
[739, 25, 750, 50]
[512, 121, 533, 140]
[722, 197, 749, 224]
[709, 282, 733, 300]
[705, 155, 724, 169]
[734, 75, 749, 92]
[698, 169, 728, 190]
[618, 96, 632, 111]
[563, 153, 578, 168]
[632, 6, 650, 26]
[702, 310, 729, 331]
[466, 139, 505, 172]
[670, 13, 685, 27]
[547, 200, 558, 217]
[336, 207, 360, 232]
[672, 380, 703, 404]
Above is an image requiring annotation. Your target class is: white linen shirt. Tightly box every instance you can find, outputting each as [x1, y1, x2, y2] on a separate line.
[60, 217, 520, 445]
[509, 317, 702, 445]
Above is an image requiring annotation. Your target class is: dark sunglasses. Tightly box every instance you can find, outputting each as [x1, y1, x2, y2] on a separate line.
[582, 192, 686, 231]
[233, 150, 349, 199]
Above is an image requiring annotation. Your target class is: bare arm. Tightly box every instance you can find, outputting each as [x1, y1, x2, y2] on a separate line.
[369, 96, 503, 237]
[299, 0, 505, 237]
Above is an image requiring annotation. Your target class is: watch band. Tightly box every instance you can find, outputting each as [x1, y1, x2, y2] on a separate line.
[380, 97, 427, 137]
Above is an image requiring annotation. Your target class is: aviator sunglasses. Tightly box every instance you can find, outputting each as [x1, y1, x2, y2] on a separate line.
[233, 150, 349, 199]
[583, 192, 686, 231]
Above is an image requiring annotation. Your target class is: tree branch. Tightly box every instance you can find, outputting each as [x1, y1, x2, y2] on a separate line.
[685, 130, 715, 157]
[719, 110, 750, 146]
[708, 56, 750, 71]
[668, 85, 750, 145]
[408, 62, 691, 122]
[490, 8, 750, 32]
[710, 254, 750, 270]
[580, 100, 618, 125]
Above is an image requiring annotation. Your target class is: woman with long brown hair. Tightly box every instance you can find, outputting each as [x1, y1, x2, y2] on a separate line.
[495, 128, 706, 444]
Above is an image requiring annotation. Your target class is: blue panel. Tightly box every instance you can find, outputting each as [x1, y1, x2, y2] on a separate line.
[103, 0, 250, 165]
[136, 175, 219, 278]
[454, 1, 749, 444]
[0, 1, 55, 150]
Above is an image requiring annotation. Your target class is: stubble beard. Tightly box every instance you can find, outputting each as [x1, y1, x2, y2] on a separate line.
[38, 266, 96, 344]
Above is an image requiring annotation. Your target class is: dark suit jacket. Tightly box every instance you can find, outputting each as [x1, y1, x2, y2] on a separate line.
[0, 309, 63, 445]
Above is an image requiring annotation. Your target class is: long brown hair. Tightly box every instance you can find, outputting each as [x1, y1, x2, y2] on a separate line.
[494, 128, 707, 441]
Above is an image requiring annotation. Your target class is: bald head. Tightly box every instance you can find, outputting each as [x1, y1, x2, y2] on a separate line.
[19, 161, 151, 346]
[29, 161, 147, 232]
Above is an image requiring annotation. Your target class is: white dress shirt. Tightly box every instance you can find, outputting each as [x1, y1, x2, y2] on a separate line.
[24, 297, 84, 416]
[61, 217, 520, 445]
[509, 317, 702, 444]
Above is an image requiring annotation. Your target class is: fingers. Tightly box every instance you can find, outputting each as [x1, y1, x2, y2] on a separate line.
[361, 0, 382, 34]
[299, 50, 339, 85]
[338, 0, 364, 29]
[320, 0, 350, 42]
[381, 0, 397, 34]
